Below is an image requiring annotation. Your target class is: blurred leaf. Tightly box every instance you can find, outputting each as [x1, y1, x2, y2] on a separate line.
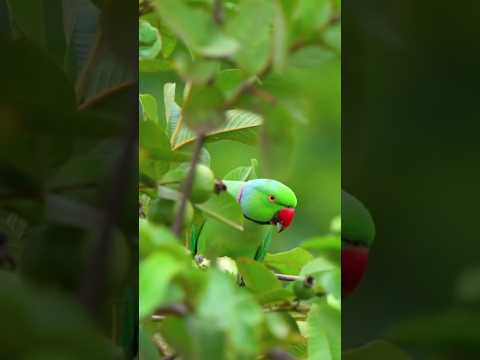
[139, 253, 183, 319]
[195, 192, 243, 231]
[272, 0, 288, 72]
[7, 0, 66, 65]
[386, 311, 480, 350]
[455, 265, 480, 304]
[140, 58, 172, 73]
[197, 269, 263, 357]
[307, 300, 340, 360]
[323, 22, 341, 52]
[139, 220, 189, 260]
[343, 340, 411, 360]
[225, 0, 274, 74]
[216, 69, 250, 99]
[181, 85, 226, 132]
[223, 160, 257, 181]
[301, 235, 341, 253]
[291, 0, 333, 38]
[63, 0, 99, 79]
[154, 0, 239, 57]
[0, 38, 75, 110]
[301, 257, 336, 276]
[265, 247, 314, 275]
[139, 326, 161, 360]
[173, 54, 220, 85]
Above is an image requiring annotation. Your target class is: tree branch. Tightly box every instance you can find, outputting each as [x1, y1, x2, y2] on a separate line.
[171, 132, 206, 238]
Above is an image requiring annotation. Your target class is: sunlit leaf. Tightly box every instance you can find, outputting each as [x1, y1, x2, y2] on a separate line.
[265, 247, 314, 275]
[307, 300, 340, 360]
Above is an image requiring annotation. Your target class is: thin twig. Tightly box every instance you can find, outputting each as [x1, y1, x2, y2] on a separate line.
[274, 273, 304, 282]
[213, 0, 225, 25]
[171, 132, 206, 237]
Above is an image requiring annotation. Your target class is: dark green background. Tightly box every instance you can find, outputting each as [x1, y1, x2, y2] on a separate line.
[343, 0, 480, 356]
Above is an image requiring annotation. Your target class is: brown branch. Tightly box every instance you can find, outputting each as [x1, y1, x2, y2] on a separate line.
[213, 0, 225, 25]
[171, 132, 206, 237]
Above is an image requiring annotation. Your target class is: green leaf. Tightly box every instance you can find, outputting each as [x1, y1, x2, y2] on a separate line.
[224, 159, 258, 181]
[164, 82, 182, 138]
[224, 0, 274, 74]
[456, 265, 480, 304]
[140, 93, 162, 127]
[139, 253, 183, 319]
[7, 0, 66, 65]
[301, 257, 336, 276]
[301, 235, 341, 253]
[265, 247, 314, 275]
[195, 192, 243, 231]
[139, 326, 161, 360]
[173, 109, 263, 150]
[307, 300, 340, 360]
[343, 340, 411, 360]
[140, 58, 172, 73]
[237, 258, 292, 304]
[182, 85, 226, 132]
[224, 0, 275, 74]
[154, 0, 239, 57]
[216, 69, 250, 99]
[291, 0, 333, 37]
[386, 311, 480, 350]
[139, 19, 162, 60]
[197, 270, 263, 357]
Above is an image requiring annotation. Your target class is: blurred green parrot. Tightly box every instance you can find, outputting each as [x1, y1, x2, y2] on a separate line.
[342, 190, 376, 297]
[190, 179, 297, 261]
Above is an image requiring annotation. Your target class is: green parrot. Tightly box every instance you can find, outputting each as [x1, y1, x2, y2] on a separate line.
[191, 179, 297, 261]
[342, 190, 376, 297]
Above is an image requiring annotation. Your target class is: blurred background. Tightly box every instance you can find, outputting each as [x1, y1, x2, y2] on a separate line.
[343, 0, 480, 358]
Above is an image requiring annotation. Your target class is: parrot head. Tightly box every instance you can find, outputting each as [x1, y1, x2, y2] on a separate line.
[342, 190, 375, 297]
[239, 179, 297, 232]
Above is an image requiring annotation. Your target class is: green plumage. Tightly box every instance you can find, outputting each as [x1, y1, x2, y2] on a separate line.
[192, 179, 297, 261]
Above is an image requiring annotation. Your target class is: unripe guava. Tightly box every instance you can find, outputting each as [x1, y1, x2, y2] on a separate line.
[190, 164, 215, 203]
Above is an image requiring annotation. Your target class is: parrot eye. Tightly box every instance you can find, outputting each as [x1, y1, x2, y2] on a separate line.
[268, 195, 275, 202]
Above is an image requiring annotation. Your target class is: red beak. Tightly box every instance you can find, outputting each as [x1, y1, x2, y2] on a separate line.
[276, 207, 296, 232]
[342, 245, 369, 298]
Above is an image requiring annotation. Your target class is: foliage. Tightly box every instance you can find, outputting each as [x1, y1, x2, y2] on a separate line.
[0, 1, 136, 359]
[139, 0, 342, 359]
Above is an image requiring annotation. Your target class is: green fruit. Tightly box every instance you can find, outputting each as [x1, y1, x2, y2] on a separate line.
[190, 164, 215, 203]
[147, 198, 193, 227]
[293, 279, 316, 300]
